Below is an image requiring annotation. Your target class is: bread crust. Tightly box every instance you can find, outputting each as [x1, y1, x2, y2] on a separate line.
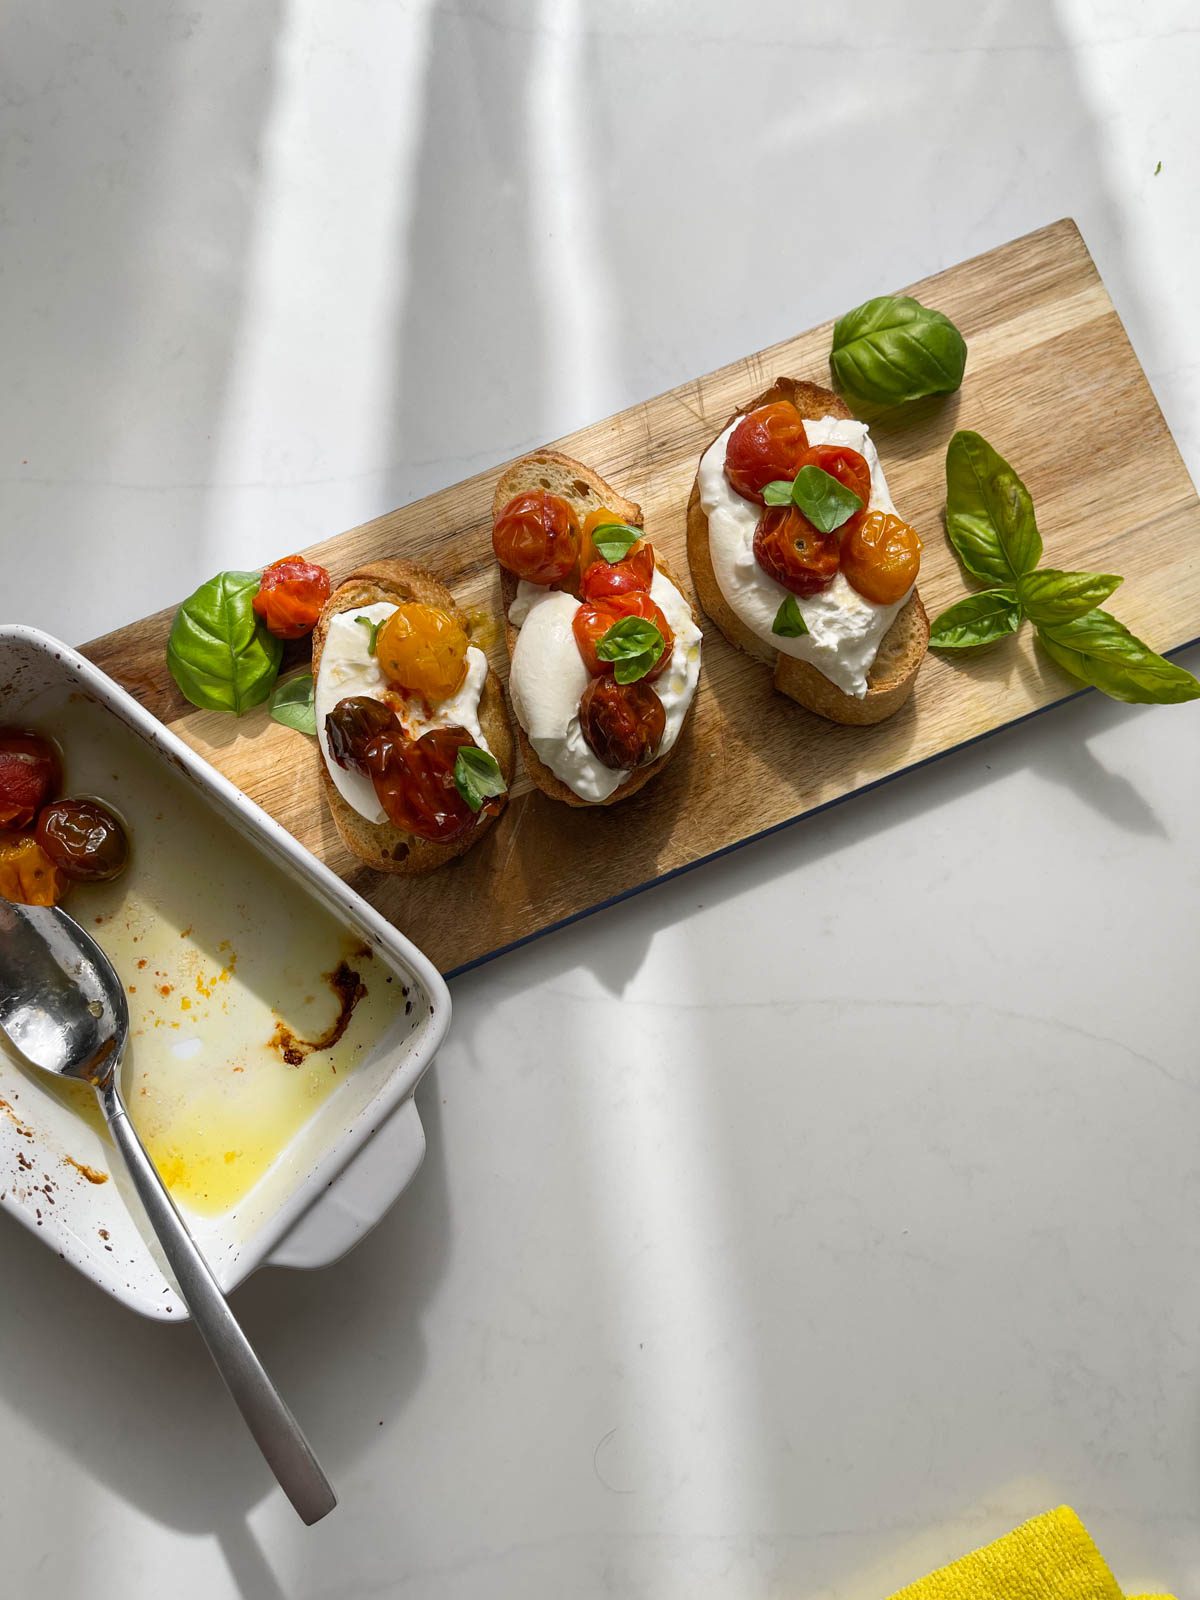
[494, 451, 700, 807]
[311, 561, 515, 873]
[686, 377, 928, 725]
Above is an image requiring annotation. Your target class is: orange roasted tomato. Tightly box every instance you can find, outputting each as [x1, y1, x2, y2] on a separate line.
[253, 556, 332, 640]
[580, 542, 655, 600]
[0, 833, 66, 906]
[724, 402, 809, 503]
[579, 677, 666, 770]
[840, 511, 922, 604]
[0, 730, 61, 829]
[753, 506, 840, 596]
[572, 590, 674, 679]
[493, 490, 580, 585]
[801, 444, 871, 519]
[362, 724, 484, 843]
[376, 604, 469, 702]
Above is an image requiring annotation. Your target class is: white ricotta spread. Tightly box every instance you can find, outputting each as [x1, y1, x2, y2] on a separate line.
[315, 601, 491, 824]
[508, 570, 702, 803]
[697, 415, 913, 698]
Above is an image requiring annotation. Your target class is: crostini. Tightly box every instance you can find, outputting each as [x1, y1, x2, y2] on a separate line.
[687, 378, 928, 724]
[491, 451, 702, 806]
[312, 561, 515, 872]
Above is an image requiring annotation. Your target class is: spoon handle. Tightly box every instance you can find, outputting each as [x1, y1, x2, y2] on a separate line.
[100, 1081, 337, 1525]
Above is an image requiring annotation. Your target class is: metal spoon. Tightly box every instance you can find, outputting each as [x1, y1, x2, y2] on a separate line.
[0, 900, 337, 1525]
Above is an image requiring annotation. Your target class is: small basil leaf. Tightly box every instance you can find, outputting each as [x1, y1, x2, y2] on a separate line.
[453, 745, 507, 812]
[772, 595, 809, 638]
[591, 523, 641, 563]
[595, 615, 666, 684]
[790, 464, 862, 534]
[928, 589, 1022, 650]
[1036, 610, 1200, 704]
[355, 615, 382, 654]
[269, 671, 317, 736]
[945, 431, 1042, 586]
[1017, 568, 1123, 626]
[167, 569, 283, 715]
[830, 294, 967, 406]
[762, 480, 794, 507]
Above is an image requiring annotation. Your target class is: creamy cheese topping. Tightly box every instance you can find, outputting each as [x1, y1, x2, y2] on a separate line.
[698, 415, 913, 698]
[315, 601, 491, 824]
[508, 570, 702, 803]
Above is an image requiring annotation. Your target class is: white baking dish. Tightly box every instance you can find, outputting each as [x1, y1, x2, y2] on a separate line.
[0, 624, 450, 1319]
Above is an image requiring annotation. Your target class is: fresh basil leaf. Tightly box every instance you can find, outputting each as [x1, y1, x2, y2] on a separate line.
[928, 589, 1022, 650]
[945, 431, 1042, 586]
[1037, 609, 1200, 704]
[355, 615, 382, 654]
[591, 522, 641, 563]
[1017, 568, 1123, 626]
[269, 672, 317, 736]
[830, 294, 967, 406]
[772, 595, 809, 638]
[595, 615, 666, 684]
[790, 465, 862, 534]
[762, 480, 794, 507]
[453, 745, 507, 812]
[166, 570, 283, 715]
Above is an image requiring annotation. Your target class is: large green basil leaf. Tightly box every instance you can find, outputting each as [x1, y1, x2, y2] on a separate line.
[830, 294, 966, 406]
[1017, 568, 1122, 626]
[928, 589, 1022, 650]
[1037, 609, 1200, 704]
[167, 569, 283, 714]
[945, 431, 1042, 586]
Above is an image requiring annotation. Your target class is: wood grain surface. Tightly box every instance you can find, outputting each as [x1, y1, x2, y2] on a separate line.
[83, 219, 1200, 974]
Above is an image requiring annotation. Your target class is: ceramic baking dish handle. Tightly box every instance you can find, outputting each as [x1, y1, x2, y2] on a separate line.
[267, 1095, 426, 1270]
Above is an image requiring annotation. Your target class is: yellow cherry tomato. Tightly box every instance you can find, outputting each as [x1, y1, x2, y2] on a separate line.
[375, 603, 469, 702]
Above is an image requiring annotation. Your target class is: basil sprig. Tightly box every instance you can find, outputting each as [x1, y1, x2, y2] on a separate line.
[167, 570, 283, 715]
[762, 465, 862, 533]
[269, 671, 317, 735]
[930, 431, 1200, 704]
[591, 522, 641, 563]
[830, 294, 967, 407]
[595, 616, 665, 683]
[453, 745, 507, 811]
[772, 595, 809, 638]
[355, 615, 382, 654]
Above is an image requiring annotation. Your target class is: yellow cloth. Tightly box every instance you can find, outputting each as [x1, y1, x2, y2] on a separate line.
[885, 1507, 1172, 1600]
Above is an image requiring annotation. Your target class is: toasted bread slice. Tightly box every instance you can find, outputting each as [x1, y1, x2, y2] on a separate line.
[311, 561, 515, 873]
[686, 377, 928, 725]
[493, 451, 699, 806]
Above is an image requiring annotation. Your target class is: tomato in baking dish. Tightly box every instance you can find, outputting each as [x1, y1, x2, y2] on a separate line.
[0, 730, 61, 830]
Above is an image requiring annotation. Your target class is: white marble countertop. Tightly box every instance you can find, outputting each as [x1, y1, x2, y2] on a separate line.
[3, 2, 1199, 1595]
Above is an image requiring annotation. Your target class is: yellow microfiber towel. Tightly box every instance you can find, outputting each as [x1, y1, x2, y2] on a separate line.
[884, 1507, 1173, 1600]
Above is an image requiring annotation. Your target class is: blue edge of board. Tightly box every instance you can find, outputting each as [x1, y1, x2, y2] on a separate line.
[444, 635, 1200, 982]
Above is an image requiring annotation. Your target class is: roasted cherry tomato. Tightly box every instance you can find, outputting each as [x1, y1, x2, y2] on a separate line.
[252, 556, 332, 640]
[35, 798, 129, 883]
[493, 490, 580, 585]
[579, 676, 666, 770]
[376, 604, 469, 702]
[753, 506, 840, 596]
[840, 510, 922, 604]
[572, 590, 674, 679]
[363, 724, 482, 843]
[325, 697, 400, 774]
[0, 730, 61, 829]
[724, 402, 809, 503]
[801, 444, 871, 516]
[0, 833, 66, 906]
[580, 542, 655, 600]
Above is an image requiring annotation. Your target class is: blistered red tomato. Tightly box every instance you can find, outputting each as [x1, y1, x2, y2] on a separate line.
[35, 799, 130, 882]
[724, 402, 809, 503]
[363, 724, 485, 843]
[0, 730, 61, 829]
[572, 590, 674, 679]
[0, 833, 66, 906]
[801, 444, 871, 515]
[579, 676, 666, 770]
[253, 556, 332, 639]
[753, 506, 840, 596]
[840, 511, 922, 604]
[580, 542, 655, 600]
[493, 491, 580, 585]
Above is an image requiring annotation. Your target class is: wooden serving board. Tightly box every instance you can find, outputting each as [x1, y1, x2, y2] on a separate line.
[83, 220, 1200, 975]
